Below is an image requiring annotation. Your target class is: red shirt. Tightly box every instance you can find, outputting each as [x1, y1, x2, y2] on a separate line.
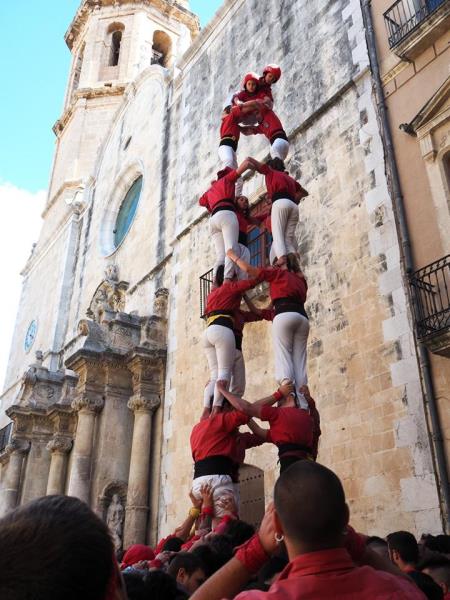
[234, 548, 425, 599]
[237, 210, 251, 234]
[257, 78, 274, 103]
[232, 431, 265, 465]
[259, 165, 300, 201]
[233, 308, 264, 335]
[199, 170, 239, 212]
[190, 411, 250, 462]
[260, 406, 314, 448]
[257, 268, 307, 303]
[206, 279, 259, 314]
[233, 89, 260, 104]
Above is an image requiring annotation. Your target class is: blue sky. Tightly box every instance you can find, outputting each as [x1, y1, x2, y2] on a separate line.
[0, 0, 222, 193]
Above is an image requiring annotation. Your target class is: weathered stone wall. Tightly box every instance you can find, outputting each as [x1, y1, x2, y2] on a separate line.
[0, 0, 445, 536]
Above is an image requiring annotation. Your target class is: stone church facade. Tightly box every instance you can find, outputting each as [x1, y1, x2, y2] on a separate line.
[0, 0, 448, 547]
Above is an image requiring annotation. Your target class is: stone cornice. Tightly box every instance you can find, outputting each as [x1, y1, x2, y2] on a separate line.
[53, 86, 126, 137]
[65, 0, 199, 51]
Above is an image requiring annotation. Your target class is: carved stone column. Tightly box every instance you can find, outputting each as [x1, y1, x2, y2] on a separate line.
[123, 395, 159, 547]
[67, 396, 104, 503]
[1, 439, 30, 515]
[123, 356, 161, 548]
[46, 437, 72, 495]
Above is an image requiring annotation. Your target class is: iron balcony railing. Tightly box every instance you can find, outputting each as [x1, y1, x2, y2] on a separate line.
[0, 422, 13, 453]
[384, 0, 447, 48]
[199, 230, 272, 318]
[409, 254, 450, 339]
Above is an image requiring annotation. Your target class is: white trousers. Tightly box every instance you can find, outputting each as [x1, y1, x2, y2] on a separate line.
[271, 138, 289, 161]
[271, 198, 299, 260]
[272, 311, 309, 396]
[203, 325, 236, 407]
[210, 210, 240, 280]
[218, 145, 243, 196]
[230, 349, 246, 396]
[192, 474, 237, 518]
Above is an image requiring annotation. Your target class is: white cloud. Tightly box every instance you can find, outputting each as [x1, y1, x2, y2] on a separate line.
[0, 182, 46, 391]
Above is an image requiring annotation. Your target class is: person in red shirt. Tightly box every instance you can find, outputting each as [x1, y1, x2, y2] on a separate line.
[191, 383, 293, 523]
[217, 382, 319, 473]
[226, 248, 310, 409]
[190, 461, 425, 600]
[199, 159, 253, 282]
[202, 269, 260, 411]
[244, 156, 308, 268]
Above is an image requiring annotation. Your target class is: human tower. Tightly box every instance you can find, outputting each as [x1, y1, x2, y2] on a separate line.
[190, 66, 321, 522]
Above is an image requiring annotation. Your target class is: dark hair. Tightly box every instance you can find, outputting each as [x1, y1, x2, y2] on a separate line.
[123, 571, 147, 600]
[0, 495, 114, 600]
[207, 534, 233, 563]
[422, 534, 450, 554]
[387, 531, 419, 565]
[162, 536, 184, 552]
[214, 264, 224, 287]
[366, 536, 388, 547]
[142, 570, 179, 600]
[190, 538, 232, 578]
[167, 552, 205, 579]
[266, 157, 285, 172]
[223, 519, 255, 547]
[286, 253, 301, 273]
[274, 461, 348, 547]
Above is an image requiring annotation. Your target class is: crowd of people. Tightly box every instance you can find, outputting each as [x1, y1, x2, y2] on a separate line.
[0, 463, 449, 599]
[0, 65, 448, 600]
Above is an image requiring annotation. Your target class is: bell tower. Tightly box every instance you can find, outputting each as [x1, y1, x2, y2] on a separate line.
[49, 0, 199, 204]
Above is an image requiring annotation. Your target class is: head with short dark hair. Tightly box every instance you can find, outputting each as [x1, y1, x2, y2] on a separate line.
[191, 539, 231, 577]
[266, 157, 285, 172]
[0, 495, 115, 600]
[366, 536, 389, 560]
[167, 552, 206, 594]
[286, 253, 301, 273]
[387, 531, 419, 567]
[162, 536, 184, 553]
[274, 461, 348, 551]
[421, 534, 450, 555]
[223, 519, 255, 548]
[142, 570, 179, 599]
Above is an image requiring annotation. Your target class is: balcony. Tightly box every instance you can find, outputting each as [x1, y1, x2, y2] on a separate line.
[384, 0, 450, 58]
[199, 230, 272, 318]
[409, 254, 450, 356]
[0, 422, 13, 453]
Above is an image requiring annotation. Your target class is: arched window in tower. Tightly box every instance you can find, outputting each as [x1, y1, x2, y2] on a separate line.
[151, 31, 172, 67]
[113, 175, 143, 249]
[110, 30, 122, 67]
[71, 43, 85, 96]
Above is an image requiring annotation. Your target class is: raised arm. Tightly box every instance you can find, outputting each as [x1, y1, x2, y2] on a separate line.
[226, 248, 260, 278]
[235, 158, 256, 177]
[243, 294, 262, 316]
[217, 382, 293, 419]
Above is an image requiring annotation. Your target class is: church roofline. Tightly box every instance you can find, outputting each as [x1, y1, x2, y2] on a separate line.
[65, 0, 200, 51]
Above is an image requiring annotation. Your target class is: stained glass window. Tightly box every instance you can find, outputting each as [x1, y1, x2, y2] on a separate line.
[113, 176, 143, 248]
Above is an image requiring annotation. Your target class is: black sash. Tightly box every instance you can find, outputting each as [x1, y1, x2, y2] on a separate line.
[194, 455, 234, 478]
[238, 231, 248, 246]
[277, 442, 312, 458]
[211, 199, 235, 216]
[273, 298, 308, 320]
[272, 191, 295, 203]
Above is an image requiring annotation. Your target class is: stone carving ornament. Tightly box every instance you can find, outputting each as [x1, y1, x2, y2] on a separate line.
[71, 395, 105, 413]
[86, 266, 129, 323]
[106, 493, 125, 551]
[46, 436, 73, 454]
[127, 395, 160, 413]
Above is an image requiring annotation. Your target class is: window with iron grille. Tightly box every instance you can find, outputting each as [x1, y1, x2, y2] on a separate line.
[384, 0, 447, 48]
[199, 199, 272, 318]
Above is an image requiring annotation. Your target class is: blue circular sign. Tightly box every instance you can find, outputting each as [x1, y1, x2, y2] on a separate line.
[24, 320, 37, 353]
